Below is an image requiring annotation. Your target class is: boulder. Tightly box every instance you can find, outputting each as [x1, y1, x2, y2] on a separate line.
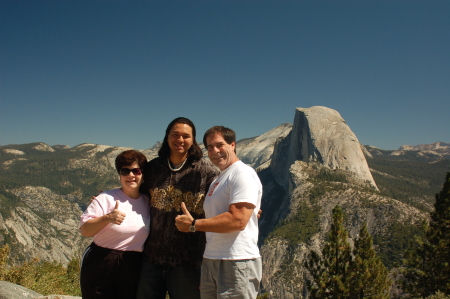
[0, 281, 42, 299]
[0, 281, 81, 299]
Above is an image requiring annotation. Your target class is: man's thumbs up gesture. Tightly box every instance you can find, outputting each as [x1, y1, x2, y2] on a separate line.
[175, 202, 194, 232]
[107, 200, 126, 225]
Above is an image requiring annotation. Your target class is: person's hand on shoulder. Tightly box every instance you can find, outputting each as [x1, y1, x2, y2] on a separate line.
[89, 190, 103, 203]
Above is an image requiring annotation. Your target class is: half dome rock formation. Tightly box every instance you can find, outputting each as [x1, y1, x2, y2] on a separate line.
[271, 106, 377, 190]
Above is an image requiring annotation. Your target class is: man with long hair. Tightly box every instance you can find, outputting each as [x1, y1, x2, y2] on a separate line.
[137, 117, 219, 299]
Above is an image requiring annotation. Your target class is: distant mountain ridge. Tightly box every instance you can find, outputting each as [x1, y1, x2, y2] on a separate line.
[4, 139, 447, 162]
[398, 141, 450, 151]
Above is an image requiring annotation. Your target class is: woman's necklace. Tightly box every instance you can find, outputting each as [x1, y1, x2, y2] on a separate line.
[167, 157, 187, 171]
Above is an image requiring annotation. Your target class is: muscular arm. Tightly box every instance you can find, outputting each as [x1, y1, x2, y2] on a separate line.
[197, 202, 254, 233]
[175, 165, 260, 233]
[176, 202, 255, 233]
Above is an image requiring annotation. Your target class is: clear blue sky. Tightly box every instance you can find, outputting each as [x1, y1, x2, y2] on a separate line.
[1, 1, 449, 150]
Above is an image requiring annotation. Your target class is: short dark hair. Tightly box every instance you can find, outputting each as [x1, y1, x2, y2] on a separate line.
[158, 117, 203, 161]
[203, 126, 236, 154]
[115, 150, 147, 173]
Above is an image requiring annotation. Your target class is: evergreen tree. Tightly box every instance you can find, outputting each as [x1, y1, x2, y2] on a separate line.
[305, 205, 351, 298]
[348, 222, 391, 299]
[305, 206, 391, 298]
[402, 171, 450, 297]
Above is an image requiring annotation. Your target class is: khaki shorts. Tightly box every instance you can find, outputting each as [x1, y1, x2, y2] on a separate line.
[200, 258, 262, 299]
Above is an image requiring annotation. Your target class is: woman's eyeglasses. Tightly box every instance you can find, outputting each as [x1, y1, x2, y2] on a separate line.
[119, 168, 143, 176]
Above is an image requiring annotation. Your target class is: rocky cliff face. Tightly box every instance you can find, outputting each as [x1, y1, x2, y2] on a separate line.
[1, 186, 90, 264]
[237, 123, 292, 170]
[270, 106, 377, 192]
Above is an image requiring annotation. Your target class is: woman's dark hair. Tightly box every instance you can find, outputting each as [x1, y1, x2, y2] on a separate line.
[158, 117, 203, 161]
[115, 150, 148, 173]
[203, 126, 236, 154]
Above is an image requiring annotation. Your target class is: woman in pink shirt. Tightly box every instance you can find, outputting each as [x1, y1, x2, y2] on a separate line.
[79, 150, 150, 299]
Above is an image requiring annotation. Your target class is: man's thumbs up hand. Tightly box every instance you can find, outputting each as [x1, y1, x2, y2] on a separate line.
[107, 200, 126, 225]
[175, 202, 194, 232]
[180, 202, 193, 218]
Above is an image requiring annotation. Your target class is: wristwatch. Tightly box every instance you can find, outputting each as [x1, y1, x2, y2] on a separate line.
[189, 219, 196, 232]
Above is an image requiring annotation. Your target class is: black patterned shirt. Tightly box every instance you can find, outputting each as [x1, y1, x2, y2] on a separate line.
[140, 157, 219, 268]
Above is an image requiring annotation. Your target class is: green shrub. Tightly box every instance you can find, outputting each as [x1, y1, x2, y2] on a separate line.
[0, 244, 81, 296]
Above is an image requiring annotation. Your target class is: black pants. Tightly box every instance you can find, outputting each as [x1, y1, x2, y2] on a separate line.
[80, 242, 142, 299]
[136, 260, 201, 299]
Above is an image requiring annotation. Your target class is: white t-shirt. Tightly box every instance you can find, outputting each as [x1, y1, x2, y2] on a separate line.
[79, 188, 150, 252]
[203, 160, 262, 260]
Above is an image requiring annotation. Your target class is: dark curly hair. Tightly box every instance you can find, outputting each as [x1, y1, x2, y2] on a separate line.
[158, 117, 203, 161]
[115, 150, 147, 173]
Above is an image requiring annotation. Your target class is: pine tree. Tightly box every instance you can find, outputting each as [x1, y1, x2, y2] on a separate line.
[305, 206, 392, 298]
[402, 171, 450, 297]
[305, 205, 351, 298]
[348, 222, 391, 299]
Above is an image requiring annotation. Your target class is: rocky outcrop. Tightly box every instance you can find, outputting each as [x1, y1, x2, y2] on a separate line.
[1, 186, 90, 265]
[399, 141, 450, 151]
[52, 145, 71, 150]
[141, 141, 161, 162]
[31, 143, 55, 152]
[0, 281, 80, 299]
[270, 106, 377, 191]
[396, 142, 450, 158]
[0, 281, 42, 299]
[66, 143, 160, 174]
[68, 144, 132, 173]
[2, 149, 25, 155]
[237, 123, 292, 170]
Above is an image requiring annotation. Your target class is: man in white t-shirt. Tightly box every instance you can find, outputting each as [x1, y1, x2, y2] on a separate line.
[175, 126, 262, 299]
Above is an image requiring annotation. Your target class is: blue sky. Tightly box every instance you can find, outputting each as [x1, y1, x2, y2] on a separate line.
[1, 1, 449, 150]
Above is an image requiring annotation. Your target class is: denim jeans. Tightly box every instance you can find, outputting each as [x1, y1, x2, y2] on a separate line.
[136, 260, 201, 299]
